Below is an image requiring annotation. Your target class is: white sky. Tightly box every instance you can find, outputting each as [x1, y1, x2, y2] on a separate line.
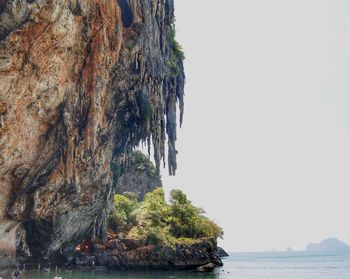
[161, 0, 350, 252]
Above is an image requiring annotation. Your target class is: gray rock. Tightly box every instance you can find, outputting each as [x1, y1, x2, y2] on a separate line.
[195, 263, 216, 273]
[75, 238, 223, 271]
[116, 151, 162, 200]
[218, 247, 229, 258]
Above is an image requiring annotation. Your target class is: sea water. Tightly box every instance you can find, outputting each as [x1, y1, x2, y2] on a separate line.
[21, 251, 350, 278]
[218, 251, 350, 279]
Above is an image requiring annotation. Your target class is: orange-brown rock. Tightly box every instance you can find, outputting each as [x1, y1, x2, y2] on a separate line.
[0, 0, 184, 264]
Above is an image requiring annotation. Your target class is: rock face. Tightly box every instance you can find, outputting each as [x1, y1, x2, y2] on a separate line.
[0, 0, 184, 264]
[117, 151, 161, 200]
[75, 238, 223, 270]
[195, 263, 216, 273]
[217, 247, 229, 258]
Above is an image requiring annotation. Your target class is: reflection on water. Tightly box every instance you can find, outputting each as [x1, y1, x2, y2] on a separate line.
[21, 252, 350, 279]
[22, 269, 218, 279]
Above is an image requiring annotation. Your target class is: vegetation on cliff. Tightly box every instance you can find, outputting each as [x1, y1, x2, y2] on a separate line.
[167, 24, 185, 77]
[126, 151, 159, 180]
[108, 188, 223, 246]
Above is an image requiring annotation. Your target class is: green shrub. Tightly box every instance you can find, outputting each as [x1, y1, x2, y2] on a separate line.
[168, 189, 223, 239]
[168, 25, 185, 61]
[166, 55, 182, 77]
[108, 188, 223, 246]
[128, 151, 159, 179]
[166, 25, 185, 78]
[108, 194, 138, 232]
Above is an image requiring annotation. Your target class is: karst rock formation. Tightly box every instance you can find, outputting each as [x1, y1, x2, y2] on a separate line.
[0, 0, 184, 264]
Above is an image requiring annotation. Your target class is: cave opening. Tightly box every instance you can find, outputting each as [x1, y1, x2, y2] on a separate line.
[117, 0, 133, 28]
[23, 220, 53, 261]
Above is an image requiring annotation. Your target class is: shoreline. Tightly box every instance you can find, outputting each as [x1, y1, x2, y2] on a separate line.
[0, 240, 225, 277]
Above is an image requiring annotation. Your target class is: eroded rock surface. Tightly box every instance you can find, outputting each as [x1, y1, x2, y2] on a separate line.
[116, 151, 161, 200]
[0, 0, 184, 264]
[75, 238, 223, 270]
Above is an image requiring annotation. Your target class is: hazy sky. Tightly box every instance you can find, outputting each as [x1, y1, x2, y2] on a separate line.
[161, 0, 350, 252]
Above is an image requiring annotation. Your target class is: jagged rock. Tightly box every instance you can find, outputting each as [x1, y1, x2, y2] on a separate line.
[195, 263, 216, 273]
[0, 0, 184, 265]
[75, 238, 223, 271]
[218, 247, 229, 258]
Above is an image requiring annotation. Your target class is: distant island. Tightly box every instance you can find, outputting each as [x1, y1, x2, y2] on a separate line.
[305, 238, 350, 252]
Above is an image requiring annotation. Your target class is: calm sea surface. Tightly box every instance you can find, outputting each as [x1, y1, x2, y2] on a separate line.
[21, 251, 350, 279]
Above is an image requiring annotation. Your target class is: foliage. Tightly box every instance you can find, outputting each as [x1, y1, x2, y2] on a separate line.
[108, 194, 138, 232]
[128, 151, 158, 179]
[166, 25, 185, 77]
[169, 190, 223, 239]
[108, 188, 223, 246]
[166, 55, 182, 78]
[168, 25, 185, 61]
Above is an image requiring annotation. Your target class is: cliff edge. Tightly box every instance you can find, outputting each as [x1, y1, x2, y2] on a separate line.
[0, 0, 184, 265]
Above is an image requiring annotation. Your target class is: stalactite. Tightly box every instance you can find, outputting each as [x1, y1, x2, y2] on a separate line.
[0, 0, 184, 263]
[113, 0, 185, 176]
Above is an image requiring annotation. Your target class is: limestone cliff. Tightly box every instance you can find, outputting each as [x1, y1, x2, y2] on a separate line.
[0, 0, 184, 264]
[116, 151, 161, 201]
